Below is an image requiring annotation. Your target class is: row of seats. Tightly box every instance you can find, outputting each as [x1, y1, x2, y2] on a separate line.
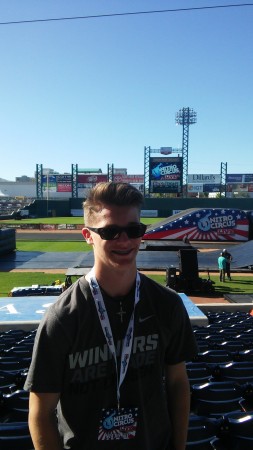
[0, 330, 35, 449]
[186, 311, 253, 449]
[0, 311, 253, 449]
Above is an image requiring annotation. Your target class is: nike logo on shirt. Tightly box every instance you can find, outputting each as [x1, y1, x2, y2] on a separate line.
[139, 315, 154, 323]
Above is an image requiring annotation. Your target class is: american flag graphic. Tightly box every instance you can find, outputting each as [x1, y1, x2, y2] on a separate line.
[144, 209, 249, 242]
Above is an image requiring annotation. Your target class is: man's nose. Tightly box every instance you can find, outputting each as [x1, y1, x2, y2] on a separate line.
[117, 230, 130, 241]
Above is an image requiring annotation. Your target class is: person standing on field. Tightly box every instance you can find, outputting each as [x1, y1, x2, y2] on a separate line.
[218, 252, 226, 282]
[222, 249, 233, 281]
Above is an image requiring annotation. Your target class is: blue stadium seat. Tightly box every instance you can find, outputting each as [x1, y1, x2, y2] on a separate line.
[0, 434, 33, 450]
[191, 381, 242, 405]
[218, 412, 253, 449]
[0, 390, 29, 422]
[196, 350, 233, 365]
[192, 397, 243, 418]
[186, 363, 212, 386]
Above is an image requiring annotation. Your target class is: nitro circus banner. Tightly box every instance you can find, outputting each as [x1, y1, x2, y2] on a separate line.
[143, 208, 249, 242]
[149, 157, 183, 193]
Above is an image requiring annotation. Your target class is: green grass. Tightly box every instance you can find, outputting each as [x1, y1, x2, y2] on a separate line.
[0, 272, 67, 297]
[150, 274, 253, 298]
[16, 241, 91, 252]
[1, 271, 253, 298]
[1, 217, 84, 225]
[0, 217, 165, 226]
[208, 275, 253, 297]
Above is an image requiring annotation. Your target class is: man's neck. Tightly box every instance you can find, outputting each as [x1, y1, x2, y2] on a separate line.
[93, 265, 137, 298]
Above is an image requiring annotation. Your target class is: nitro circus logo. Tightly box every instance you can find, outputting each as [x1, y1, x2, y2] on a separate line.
[152, 163, 179, 179]
[103, 412, 134, 430]
[98, 408, 138, 440]
[198, 212, 236, 232]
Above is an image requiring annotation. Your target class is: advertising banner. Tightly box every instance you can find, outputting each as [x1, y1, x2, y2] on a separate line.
[188, 174, 221, 184]
[227, 174, 253, 183]
[244, 174, 253, 182]
[42, 175, 57, 192]
[150, 157, 182, 193]
[203, 184, 221, 193]
[57, 184, 72, 193]
[57, 174, 72, 192]
[78, 174, 108, 183]
[113, 174, 144, 183]
[140, 210, 158, 217]
[226, 174, 243, 183]
[188, 184, 203, 193]
[227, 183, 249, 192]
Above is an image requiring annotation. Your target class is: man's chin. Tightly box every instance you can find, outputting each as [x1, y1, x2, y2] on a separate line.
[110, 251, 137, 266]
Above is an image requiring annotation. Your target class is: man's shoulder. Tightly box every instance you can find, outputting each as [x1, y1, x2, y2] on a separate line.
[139, 273, 190, 324]
[140, 273, 180, 301]
[49, 276, 90, 316]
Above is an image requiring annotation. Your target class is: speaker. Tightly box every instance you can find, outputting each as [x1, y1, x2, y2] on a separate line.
[166, 266, 177, 288]
[178, 249, 199, 279]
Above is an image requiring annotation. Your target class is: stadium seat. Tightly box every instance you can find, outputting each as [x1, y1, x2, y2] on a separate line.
[196, 350, 233, 365]
[0, 390, 29, 422]
[218, 412, 253, 449]
[191, 381, 242, 406]
[0, 356, 30, 372]
[192, 397, 243, 418]
[217, 341, 244, 353]
[237, 349, 253, 362]
[0, 434, 33, 450]
[186, 437, 219, 449]
[219, 361, 253, 384]
[186, 415, 220, 449]
[186, 363, 212, 385]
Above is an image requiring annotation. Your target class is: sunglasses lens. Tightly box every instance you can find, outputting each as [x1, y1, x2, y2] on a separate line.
[100, 226, 120, 240]
[127, 224, 147, 238]
[99, 224, 147, 240]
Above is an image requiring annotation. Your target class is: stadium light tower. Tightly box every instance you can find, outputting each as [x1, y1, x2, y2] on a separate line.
[175, 107, 197, 197]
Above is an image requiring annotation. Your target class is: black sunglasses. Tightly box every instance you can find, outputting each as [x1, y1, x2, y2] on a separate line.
[87, 223, 147, 240]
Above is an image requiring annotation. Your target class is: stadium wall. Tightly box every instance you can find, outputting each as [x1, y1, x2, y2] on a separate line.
[21, 197, 253, 219]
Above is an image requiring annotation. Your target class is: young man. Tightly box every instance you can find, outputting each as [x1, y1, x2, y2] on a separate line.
[25, 182, 197, 450]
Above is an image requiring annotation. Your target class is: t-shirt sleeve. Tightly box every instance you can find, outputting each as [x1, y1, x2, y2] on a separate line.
[162, 292, 198, 365]
[24, 306, 71, 393]
[140, 275, 198, 366]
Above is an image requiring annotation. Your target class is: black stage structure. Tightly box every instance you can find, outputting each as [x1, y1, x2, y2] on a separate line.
[1, 241, 253, 272]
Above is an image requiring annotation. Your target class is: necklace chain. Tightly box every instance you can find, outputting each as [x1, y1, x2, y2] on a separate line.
[117, 301, 126, 323]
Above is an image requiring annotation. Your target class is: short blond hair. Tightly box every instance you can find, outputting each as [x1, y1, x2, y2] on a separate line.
[83, 182, 143, 225]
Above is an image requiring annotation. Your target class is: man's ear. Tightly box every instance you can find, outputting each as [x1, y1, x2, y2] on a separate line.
[82, 228, 93, 245]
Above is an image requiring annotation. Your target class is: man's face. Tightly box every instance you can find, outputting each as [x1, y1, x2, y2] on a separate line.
[82, 204, 142, 271]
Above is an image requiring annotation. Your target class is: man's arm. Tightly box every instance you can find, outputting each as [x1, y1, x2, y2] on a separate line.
[28, 392, 63, 450]
[165, 362, 190, 450]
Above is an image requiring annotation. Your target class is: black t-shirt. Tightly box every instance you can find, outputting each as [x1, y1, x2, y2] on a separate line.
[25, 273, 197, 449]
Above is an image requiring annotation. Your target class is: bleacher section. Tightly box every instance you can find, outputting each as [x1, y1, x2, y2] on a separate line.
[0, 197, 34, 218]
[0, 311, 253, 449]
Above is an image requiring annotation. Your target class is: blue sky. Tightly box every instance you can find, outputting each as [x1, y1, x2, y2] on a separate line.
[0, 1, 252, 181]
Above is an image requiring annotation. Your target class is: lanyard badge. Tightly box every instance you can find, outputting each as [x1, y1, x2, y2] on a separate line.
[86, 269, 140, 441]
